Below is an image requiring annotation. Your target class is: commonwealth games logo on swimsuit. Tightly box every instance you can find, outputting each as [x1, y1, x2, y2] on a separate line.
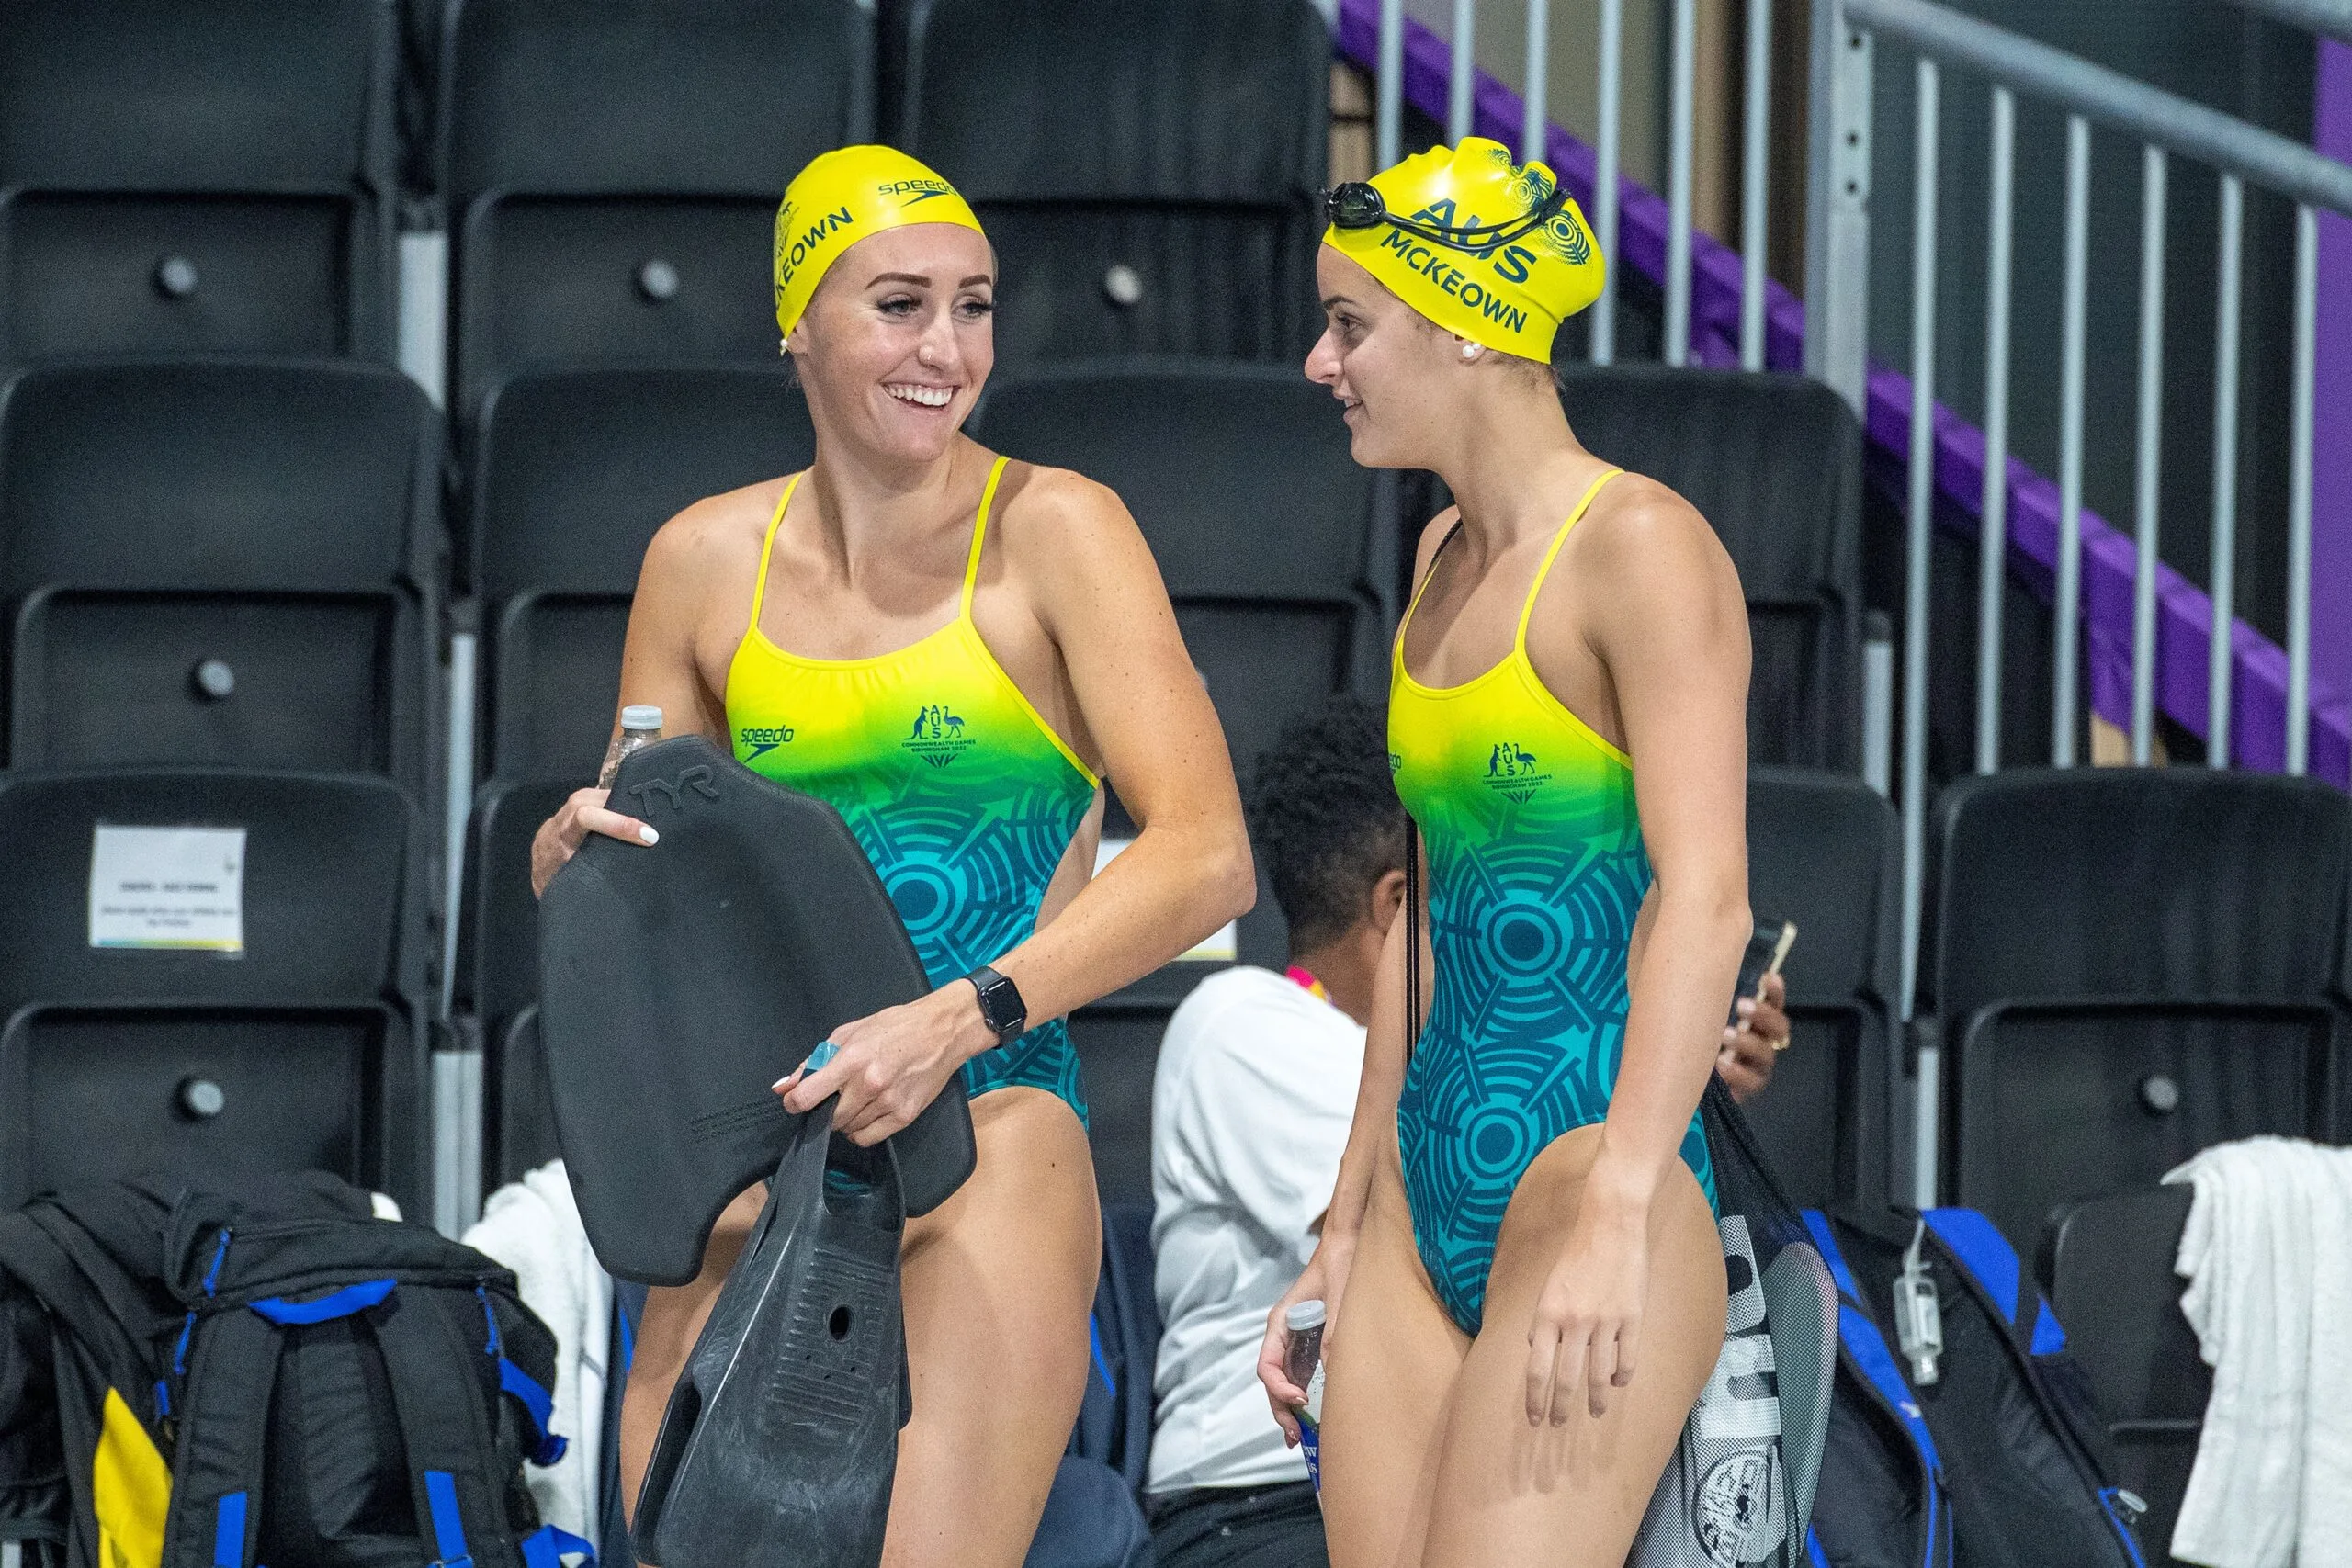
[903, 705, 972, 768]
[1481, 741, 1550, 803]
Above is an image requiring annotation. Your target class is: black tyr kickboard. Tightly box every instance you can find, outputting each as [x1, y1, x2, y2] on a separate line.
[537, 734, 977, 1286]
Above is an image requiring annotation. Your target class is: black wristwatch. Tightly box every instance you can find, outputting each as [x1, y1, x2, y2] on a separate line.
[963, 964, 1027, 1043]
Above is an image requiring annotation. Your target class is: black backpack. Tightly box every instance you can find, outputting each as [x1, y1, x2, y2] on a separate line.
[1800, 1205, 2148, 1568]
[0, 1172, 594, 1568]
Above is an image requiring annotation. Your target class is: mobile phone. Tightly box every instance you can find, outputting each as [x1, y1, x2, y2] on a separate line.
[1728, 917, 1797, 1027]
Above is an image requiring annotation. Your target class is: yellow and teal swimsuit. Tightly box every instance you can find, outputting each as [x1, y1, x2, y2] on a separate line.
[724, 456, 1098, 1122]
[1388, 469, 1715, 1335]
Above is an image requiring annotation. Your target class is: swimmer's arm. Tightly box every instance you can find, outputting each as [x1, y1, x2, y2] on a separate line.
[978, 470, 1256, 1027]
[1583, 491, 1752, 1209]
[530, 497, 737, 895]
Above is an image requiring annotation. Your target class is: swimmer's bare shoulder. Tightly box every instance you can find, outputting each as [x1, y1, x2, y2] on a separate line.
[987, 459, 1171, 626]
[617, 475, 795, 728]
[1561, 471, 1741, 613]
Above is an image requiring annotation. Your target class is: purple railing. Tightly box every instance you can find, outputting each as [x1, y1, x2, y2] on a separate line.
[1333, 0, 2348, 785]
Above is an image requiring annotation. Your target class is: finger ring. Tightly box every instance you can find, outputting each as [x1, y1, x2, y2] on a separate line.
[804, 1040, 840, 1071]
[1770, 1037, 1791, 1053]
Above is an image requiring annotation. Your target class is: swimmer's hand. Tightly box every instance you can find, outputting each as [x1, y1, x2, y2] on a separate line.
[1716, 970, 1789, 1104]
[1525, 1178, 1651, 1425]
[1257, 1235, 1354, 1447]
[529, 786, 659, 897]
[772, 984, 995, 1145]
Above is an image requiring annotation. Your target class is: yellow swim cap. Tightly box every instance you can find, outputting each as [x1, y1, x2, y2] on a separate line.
[1322, 137, 1603, 363]
[774, 145, 986, 339]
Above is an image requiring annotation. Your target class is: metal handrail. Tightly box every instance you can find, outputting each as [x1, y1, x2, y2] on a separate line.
[2219, 0, 2352, 43]
[1845, 0, 2352, 217]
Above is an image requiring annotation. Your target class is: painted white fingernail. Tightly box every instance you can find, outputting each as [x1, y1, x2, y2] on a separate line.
[639, 825, 659, 845]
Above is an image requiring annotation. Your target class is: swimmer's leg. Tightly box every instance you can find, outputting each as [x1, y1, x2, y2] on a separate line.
[1318, 1144, 1468, 1568]
[884, 1085, 1100, 1568]
[617, 1179, 766, 1551]
[1419, 1123, 1725, 1568]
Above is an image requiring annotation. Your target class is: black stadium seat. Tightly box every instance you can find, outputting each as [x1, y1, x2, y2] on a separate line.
[1554, 366, 1863, 771]
[468, 365, 815, 781]
[1930, 768, 2352, 1251]
[1742, 766, 1901, 1209]
[440, 0, 874, 421]
[0, 0, 399, 362]
[453, 777, 575, 1190]
[0, 359, 440, 797]
[892, 0, 1328, 365]
[2041, 1186, 2207, 1567]
[0, 769, 431, 1213]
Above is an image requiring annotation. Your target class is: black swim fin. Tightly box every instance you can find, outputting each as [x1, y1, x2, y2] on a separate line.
[633, 1101, 909, 1567]
[537, 735, 976, 1285]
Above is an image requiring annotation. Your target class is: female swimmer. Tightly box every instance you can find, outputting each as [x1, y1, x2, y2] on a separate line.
[1260, 138, 1750, 1566]
[532, 146, 1254, 1564]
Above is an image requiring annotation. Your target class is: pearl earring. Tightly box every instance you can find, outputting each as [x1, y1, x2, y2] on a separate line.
[1460, 343, 1477, 360]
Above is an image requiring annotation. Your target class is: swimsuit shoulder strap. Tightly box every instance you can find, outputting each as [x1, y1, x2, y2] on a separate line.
[959, 455, 1013, 618]
[747, 471, 804, 632]
[1513, 467, 1623, 656]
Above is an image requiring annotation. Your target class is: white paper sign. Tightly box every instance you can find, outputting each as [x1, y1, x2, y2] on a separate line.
[1094, 836, 1237, 962]
[88, 826, 247, 953]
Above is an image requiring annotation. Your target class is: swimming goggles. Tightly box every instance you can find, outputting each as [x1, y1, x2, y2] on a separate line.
[1321, 180, 1568, 252]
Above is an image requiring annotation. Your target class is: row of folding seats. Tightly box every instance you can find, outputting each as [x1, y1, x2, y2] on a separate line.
[0, 0, 1331, 389]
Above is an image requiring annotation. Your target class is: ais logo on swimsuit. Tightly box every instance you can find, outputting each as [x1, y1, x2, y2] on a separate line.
[1481, 741, 1551, 803]
[903, 704, 972, 768]
[738, 724, 795, 762]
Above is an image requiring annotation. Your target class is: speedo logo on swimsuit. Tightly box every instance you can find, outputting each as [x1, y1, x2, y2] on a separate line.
[775, 204, 854, 291]
[738, 724, 795, 761]
[1481, 740, 1551, 803]
[877, 178, 956, 204]
[902, 704, 973, 767]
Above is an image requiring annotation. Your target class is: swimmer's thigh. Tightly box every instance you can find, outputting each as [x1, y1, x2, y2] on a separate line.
[616, 1179, 766, 1537]
[1420, 1123, 1726, 1568]
[884, 1086, 1102, 1568]
[1318, 1145, 1469, 1568]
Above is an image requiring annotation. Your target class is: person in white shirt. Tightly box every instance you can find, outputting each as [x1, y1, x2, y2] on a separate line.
[1144, 695, 1790, 1565]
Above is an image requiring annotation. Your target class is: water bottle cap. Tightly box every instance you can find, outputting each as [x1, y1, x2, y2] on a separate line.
[620, 705, 664, 733]
[1284, 1300, 1326, 1332]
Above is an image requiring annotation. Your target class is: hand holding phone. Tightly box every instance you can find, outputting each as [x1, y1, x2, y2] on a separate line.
[1728, 917, 1797, 1029]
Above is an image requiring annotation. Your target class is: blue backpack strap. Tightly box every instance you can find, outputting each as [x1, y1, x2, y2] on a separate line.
[1801, 1211, 1947, 1483]
[155, 1305, 278, 1568]
[1923, 1208, 2067, 1355]
[520, 1524, 599, 1568]
[371, 1282, 532, 1567]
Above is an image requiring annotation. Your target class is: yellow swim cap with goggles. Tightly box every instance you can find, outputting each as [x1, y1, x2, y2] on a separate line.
[1322, 137, 1603, 363]
[774, 145, 986, 340]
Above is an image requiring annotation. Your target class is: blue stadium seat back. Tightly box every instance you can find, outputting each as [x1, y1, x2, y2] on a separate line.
[893, 0, 1329, 365]
[468, 365, 815, 780]
[1931, 768, 2352, 1247]
[0, 0, 399, 362]
[2041, 1186, 2207, 1567]
[454, 776, 577, 1188]
[970, 357, 1396, 972]
[1554, 366, 1864, 771]
[440, 0, 874, 420]
[1024, 1455, 1150, 1568]
[0, 358, 440, 795]
[1743, 766, 1901, 1209]
[0, 767, 431, 1211]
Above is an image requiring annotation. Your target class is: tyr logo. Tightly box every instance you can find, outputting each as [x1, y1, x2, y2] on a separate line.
[628, 765, 721, 814]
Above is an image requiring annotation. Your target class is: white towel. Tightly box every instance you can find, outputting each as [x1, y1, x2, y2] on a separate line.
[464, 1160, 614, 1542]
[2165, 1136, 2352, 1568]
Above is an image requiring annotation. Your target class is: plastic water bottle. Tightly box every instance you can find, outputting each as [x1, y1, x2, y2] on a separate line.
[597, 705, 663, 789]
[1284, 1300, 1328, 1493]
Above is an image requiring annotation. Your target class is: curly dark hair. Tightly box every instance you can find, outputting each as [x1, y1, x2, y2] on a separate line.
[1245, 695, 1408, 953]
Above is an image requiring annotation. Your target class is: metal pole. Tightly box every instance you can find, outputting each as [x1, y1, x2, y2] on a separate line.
[2288, 202, 2318, 776]
[2053, 115, 2090, 766]
[1976, 86, 2015, 774]
[1900, 56, 1938, 1030]
[2132, 144, 2167, 766]
[1804, 1, 1872, 411]
[1667, 0, 1699, 365]
[1740, 0, 1772, 369]
[1450, 0, 1477, 143]
[1593, 0, 1624, 363]
[1377, 0, 1405, 173]
[2209, 175, 2243, 768]
[1524, 0, 1550, 163]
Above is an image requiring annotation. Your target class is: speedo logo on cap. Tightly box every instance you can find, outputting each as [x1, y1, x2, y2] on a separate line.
[878, 178, 956, 204]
